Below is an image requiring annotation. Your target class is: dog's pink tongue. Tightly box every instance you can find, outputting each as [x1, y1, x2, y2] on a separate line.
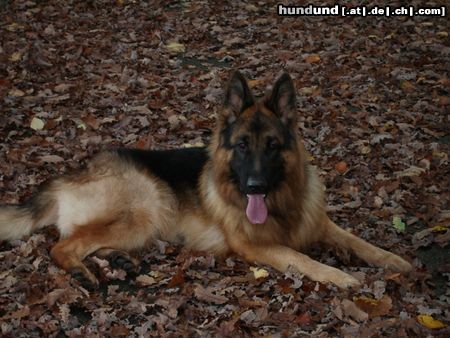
[246, 194, 268, 224]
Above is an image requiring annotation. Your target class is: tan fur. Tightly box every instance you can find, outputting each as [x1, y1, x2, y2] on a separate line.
[0, 207, 35, 241]
[0, 74, 412, 288]
[199, 122, 411, 288]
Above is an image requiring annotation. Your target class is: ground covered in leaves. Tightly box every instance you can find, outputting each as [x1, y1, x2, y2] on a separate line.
[0, 0, 449, 337]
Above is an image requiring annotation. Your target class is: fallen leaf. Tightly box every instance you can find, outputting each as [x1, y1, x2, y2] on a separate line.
[248, 79, 264, 87]
[166, 42, 185, 53]
[431, 225, 448, 233]
[44, 24, 56, 35]
[296, 312, 312, 326]
[392, 216, 406, 232]
[435, 231, 450, 246]
[382, 120, 396, 131]
[400, 80, 415, 91]
[341, 299, 368, 322]
[250, 267, 269, 279]
[432, 150, 448, 159]
[39, 155, 65, 163]
[194, 284, 228, 304]
[305, 54, 321, 63]
[30, 117, 45, 130]
[110, 324, 129, 336]
[8, 88, 25, 97]
[45, 93, 70, 103]
[332, 297, 343, 320]
[240, 309, 256, 324]
[84, 114, 102, 130]
[300, 86, 318, 95]
[53, 83, 72, 93]
[353, 295, 392, 318]
[105, 269, 127, 280]
[0, 306, 30, 320]
[438, 95, 450, 106]
[373, 196, 383, 208]
[136, 274, 156, 286]
[394, 166, 426, 178]
[167, 269, 184, 288]
[417, 314, 446, 329]
[335, 161, 348, 173]
[59, 304, 70, 324]
[6, 22, 24, 32]
[223, 36, 242, 47]
[360, 145, 371, 154]
[182, 141, 205, 148]
[168, 115, 181, 129]
[9, 52, 22, 62]
[71, 118, 87, 130]
[370, 133, 393, 144]
[45, 288, 81, 307]
[385, 272, 402, 281]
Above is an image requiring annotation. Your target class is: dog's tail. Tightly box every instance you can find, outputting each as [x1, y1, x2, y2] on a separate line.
[0, 184, 58, 240]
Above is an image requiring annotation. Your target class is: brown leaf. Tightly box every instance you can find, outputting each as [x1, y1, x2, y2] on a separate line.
[335, 161, 348, 174]
[39, 155, 64, 163]
[353, 295, 392, 318]
[240, 309, 256, 324]
[136, 274, 156, 286]
[167, 269, 184, 288]
[46, 288, 82, 307]
[341, 299, 368, 322]
[110, 324, 130, 336]
[1, 306, 30, 320]
[238, 298, 267, 308]
[9, 88, 25, 97]
[84, 114, 101, 130]
[438, 95, 450, 106]
[305, 54, 321, 63]
[194, 284, 228, 304]
[296, 312, 312, 326]
[217, 316, 239, 336]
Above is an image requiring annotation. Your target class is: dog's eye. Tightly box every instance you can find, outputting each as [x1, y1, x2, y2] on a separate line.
[237, 142, 247, 151]
[268, 140, 279, 150]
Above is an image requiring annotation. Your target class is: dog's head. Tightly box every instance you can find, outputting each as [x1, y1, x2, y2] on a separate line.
[212, 71, 302, 224]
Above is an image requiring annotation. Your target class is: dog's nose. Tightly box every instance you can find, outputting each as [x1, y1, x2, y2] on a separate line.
[246, 176, 268, 194]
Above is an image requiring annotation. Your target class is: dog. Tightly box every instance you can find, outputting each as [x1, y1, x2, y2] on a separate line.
[0, 71, 412, 289]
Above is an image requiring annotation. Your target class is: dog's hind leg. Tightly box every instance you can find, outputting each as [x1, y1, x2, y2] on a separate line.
[50, 228, 104, 288]
[323, 218, 412, 272]
[50, 214, 152, 288]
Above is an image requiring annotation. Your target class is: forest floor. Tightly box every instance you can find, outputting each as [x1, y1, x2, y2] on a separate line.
[0, 1, 448, 337]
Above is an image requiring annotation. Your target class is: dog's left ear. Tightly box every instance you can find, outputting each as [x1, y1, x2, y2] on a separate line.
[265, 73, 297, 123]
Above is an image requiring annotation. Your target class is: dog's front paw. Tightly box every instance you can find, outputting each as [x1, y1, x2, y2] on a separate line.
[314, 266, 362, 289]
[384, 254, 412, 273]
[331, 272, 362, 290]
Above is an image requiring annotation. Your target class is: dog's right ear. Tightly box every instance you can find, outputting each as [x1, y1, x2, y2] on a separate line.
[223, 71, 254, 123]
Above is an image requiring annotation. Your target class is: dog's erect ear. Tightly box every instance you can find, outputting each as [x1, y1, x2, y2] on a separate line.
[265, 73, 297, 123]
[223, 71, 254, 122]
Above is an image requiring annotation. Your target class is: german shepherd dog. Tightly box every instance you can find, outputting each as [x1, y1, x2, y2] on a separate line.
[0, 72, 412, 289]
